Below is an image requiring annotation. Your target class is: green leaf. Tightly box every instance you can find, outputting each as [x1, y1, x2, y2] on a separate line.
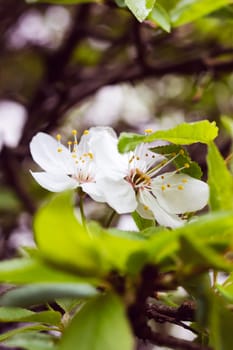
[58, 293, 134, 350]
[0, 307, 34, 322]
[0, 325, 48, 342]
[0, 284, 98, 307]
[55, 298, 81, 313]
[88, 224, 147, 274]
[0, 257, 97, 284]
[216, 274, 233, 302]
[125, 0, 156, 22]
[207, 142, 233, 210]
[35, 192, 148, 276]
[131, 211, 155, 230]
[151, 144, 202, 179]
[3, 332, 55, 350]
[148, 211, 233, 265]
[209, 295, 233, 350]
[118, 121, 218, 153]
[170, 0, 232, 27]
[221, 115, 233, 137]
[34, 192, 104, 276]
[148, 3, 171, 32]
[0, 307, 61, 325]
[115, 0, 126, 7]
[179, 235, 232, 273]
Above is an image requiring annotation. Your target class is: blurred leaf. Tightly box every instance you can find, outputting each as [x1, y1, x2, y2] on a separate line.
[148, 211, 233, 264]
[118, 121, 218, 153]
[221, 115, 233, 137]
[72, 41, 102, 66]
[55, 298, 81, 313]
[0, 188, 21, 212]
[0, 306, 61, 325]
[170, 0, 232, 27]
[0, 325, 48, 342]
[0, 284, 98, 307]
[151, 144, 202, 178]
[125, 0, 156, 22]
[3, 332, 55, 350]
[34, 191, 104, 276]
[88, 223, 148, 274]
[0, 258, 98, 284]
[35, 192, 148, 276]
[58, 293, 134, 350]
[115, 0, 126, 7]
[207, 142, 233, 210]
[148, 3, 171, 32]
[131, 211, 155, 230]
[209, 294, 233, 350]
[182, 273, 212, 328]
[217, 274, 233, 302]
[179, 235, 232, 273]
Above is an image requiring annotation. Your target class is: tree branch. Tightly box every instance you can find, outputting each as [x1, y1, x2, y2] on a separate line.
[138, 325, 212, 350]
[20, 4, 91, 146]
[0, 146, 36, 214]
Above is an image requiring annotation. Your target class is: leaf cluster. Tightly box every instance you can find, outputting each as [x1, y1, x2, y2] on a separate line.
[1, 121, 233, 350]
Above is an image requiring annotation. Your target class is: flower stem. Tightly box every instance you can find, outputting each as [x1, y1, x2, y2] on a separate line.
[79, 194, 87, 229]
[78, 188, 87, 230]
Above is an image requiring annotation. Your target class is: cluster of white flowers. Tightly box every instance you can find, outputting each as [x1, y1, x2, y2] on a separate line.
[30, 127, 209, 228]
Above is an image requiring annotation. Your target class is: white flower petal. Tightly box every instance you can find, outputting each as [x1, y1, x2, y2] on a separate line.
[89, 128, 128, 180]
[98, 178, 137, 214]
[152, 173, 209, 214]
[138, 190, 184, 228]
[30, 171, 78, 192]
[136, 200, 154, 220]
[81, 182, 105, 202]
[30, 132, 75, 175]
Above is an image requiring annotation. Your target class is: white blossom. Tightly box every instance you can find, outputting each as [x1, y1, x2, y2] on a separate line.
[29, 127, 111, 201]
[90, 128, 209, 228]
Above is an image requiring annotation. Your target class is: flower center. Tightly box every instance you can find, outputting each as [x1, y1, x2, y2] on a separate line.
[55, 129, 95, 184]
[127, 168, 151, 190]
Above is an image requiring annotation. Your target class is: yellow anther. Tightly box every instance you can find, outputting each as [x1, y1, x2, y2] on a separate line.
[184, 163, 190, 168]
[161, 185, 166, 191]
[83, 130, 89, 135]
[56, 134, 61, 141]
[73, 141, 78, 145]
[72, 129, 77, 135]
[144, 128, 153, 134]
[75, 160, 79, 164]
[179, 149, 185, 155]
[57, 147, 62, 153]
[72, 154, 77, 158]
[143, 205, 149, 211]
[67, 141, 72, 145]
[82, 160, 85, 163]
[129, 155, 135, 163]
[178, 185, 184, 190]
[136, 156, 140, 160]
[88, 152, 93, 159]
[182, 179, 188, 183]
